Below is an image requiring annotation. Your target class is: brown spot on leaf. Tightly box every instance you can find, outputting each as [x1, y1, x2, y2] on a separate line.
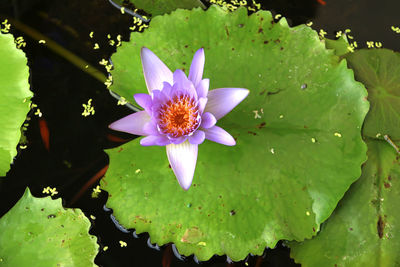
[258, 28, 263, 34]
[274, 39, 281, 43]
[264, 40, 269, 44]
[248, 131, 257, 136]
[184, 45, 188, 48]
[349, 227, 353, 231]
[388, 175, 392, 181]
[377, 215, 385, 238]
[259, 89, 266, 95]
[256, 122, 266, 129]
[384, 182, 391, 188]
[230, 210, 236, 216]
[232, 47, 235, 51]
[225, 26, 229, 37]
[312, 227, 315, 232]
[280, 47, 284, 50]
[118, 147, 123, 153]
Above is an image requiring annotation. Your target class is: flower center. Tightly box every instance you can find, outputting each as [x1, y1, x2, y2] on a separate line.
[158, 94, 200, 138]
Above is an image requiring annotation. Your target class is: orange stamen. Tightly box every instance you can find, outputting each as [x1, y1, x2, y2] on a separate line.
[158, 94, 199, 137]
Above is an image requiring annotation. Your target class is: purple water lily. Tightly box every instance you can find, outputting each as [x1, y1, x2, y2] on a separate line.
[109, 47, 249, 190]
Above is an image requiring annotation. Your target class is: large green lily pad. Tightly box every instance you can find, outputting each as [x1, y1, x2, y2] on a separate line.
[290, 139, 400, 266]
[0, 188, 99, 266]
[0, 33, 32, 176]
[345, 49, 400, 140]
[114, 0, 205, 16]
[102, 6, 369, 261]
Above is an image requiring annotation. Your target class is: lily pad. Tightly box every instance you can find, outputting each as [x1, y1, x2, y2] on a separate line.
[0, 188, 99, 266]
[114, 0, 205, 16]
[0, 33, 32, 176]
[102, 6, 369, 261]
[290, 139, 400, 266]
[325, 35, 350, 57]
[345, 49, 400, 141]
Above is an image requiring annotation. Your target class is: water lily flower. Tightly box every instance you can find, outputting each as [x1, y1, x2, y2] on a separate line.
[109, 47, 249, 190]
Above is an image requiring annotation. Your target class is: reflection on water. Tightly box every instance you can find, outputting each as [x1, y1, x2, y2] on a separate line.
[0, 0, 398, 266]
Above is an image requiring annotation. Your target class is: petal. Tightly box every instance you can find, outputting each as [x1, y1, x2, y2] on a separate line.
[200, 112, 216, 129]
[166, 140, 198, 190]
[141, 47, 173, 93]
[143, 121, 159, 136]
[134, 93, 152, 112]
[196, 78, 209, 98]
[168, 136, 187, 145]
[203, 125, 236, 146]
[109, 110, 150, 136]
[188, 130, 205, 145]
[151, 89, 169, 113]
[161, 81, 173, 96]
[205, 88, 249, 120]
[172, 69, 197, 99]
[188, 48, 205, 88]
[140, 135, 170, 146]
[198, 97, 208, 114]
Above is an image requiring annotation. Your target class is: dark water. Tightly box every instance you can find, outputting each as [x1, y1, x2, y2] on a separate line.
[0, 0, 398, 266]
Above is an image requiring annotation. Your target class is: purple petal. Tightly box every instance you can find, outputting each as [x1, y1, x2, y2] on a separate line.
[188, 48, 205, 88]
[141, 47, 173, 93]
[143, 121, 159, 136]
[168, 136, 187, 145]
[188, 130, 205, 145]
[196, 79, 209, 98]
[172, 69, 197, 99]
[151, 89, 170, 111]
[166, 140, 198, 190]
[205, 88, 249, 120]
[198, 97, 207, 114]
[134, 93, 152, 112]
[161, 81, 173, 96]
[140, 135, 170, 146]
[203, 125, 236, 146]
[109, 110, 150, 136]
[201, 112, 216, 129]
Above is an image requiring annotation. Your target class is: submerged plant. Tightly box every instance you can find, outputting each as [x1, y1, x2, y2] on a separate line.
[109, 47, 249, 190]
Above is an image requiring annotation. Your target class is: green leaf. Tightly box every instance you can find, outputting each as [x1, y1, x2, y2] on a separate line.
[0, 33, 32, 176]
[325, 35, 350, 57]
[345, 49, 400, 141]
[103, 6, 369, 261]
[114, 0, 205, 16]
[0, 188, 99, 266]
[290, 139, 400, 266]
